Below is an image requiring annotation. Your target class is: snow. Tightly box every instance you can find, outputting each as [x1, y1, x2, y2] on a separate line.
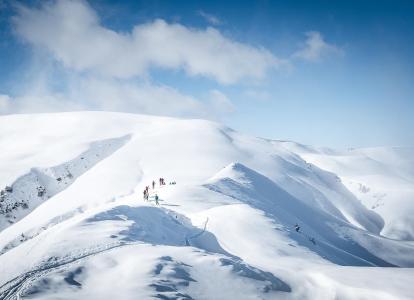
[0, 111, 413, 299]
[280, 141, 414, 240]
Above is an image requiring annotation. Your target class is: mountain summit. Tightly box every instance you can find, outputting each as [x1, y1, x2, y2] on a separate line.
[1, 112, 413, 299]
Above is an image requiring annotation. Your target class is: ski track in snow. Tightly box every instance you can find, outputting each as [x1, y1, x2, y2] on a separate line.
[0, 112, 413, 300]
[0, 243, 128, 300]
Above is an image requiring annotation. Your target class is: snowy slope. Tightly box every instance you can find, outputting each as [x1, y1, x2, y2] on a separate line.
[0, 112, 413, 299]
[279, 141, 414, 240]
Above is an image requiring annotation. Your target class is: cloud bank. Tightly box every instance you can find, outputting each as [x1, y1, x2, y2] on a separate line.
[13, 0, 282, 84]
[1, 0, 343, 118]
[0, 76, 235, 119]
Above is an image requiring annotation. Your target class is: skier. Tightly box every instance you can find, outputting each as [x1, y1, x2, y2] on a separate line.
[143, 189, 147, 201]
[155, 194, 159, 205]
[159, 178, 162, 186]
[152, 180, 155, 189]
[294, 224, 300, 232]
[309, 237, 316, 245]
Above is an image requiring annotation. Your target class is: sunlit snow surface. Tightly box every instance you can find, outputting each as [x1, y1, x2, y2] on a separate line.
[0, 112, 413, 299]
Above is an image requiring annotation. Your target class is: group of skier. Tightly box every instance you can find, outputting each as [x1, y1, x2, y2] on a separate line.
[142, 177, 168, 205]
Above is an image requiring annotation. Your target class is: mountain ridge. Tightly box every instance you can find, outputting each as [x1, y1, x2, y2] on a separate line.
[0, 111, 413, 299]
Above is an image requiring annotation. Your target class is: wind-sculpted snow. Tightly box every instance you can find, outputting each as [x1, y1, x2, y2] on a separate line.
[0, 112, 413, 299]
[204, 163, 404, 267]
[0, 205, 291, 299]
[281, 141, 414, 240]
[261, 151, 385, 235]
[2, 247, 291, 300]
[86, 205, 230, 255]
[0, 135, 131, 232]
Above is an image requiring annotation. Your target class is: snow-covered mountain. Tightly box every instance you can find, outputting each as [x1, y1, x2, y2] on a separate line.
[0, 112, 413, 299]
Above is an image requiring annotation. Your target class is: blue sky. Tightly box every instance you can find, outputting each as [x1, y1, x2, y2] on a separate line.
[0, 0, 413, 147]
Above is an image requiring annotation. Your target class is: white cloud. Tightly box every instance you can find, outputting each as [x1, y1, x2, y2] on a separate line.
[6, 0, 342, 120]
[74, 78, 211, 118]
[0, 75, 234, 120]
[13, 0, 282, 84]
[293, 31, 343, 62]
[208, 89, 235, 115]
[0, 94, 12, 113]
[0, 93, 84, 115]
[198, 10, 222, 26]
